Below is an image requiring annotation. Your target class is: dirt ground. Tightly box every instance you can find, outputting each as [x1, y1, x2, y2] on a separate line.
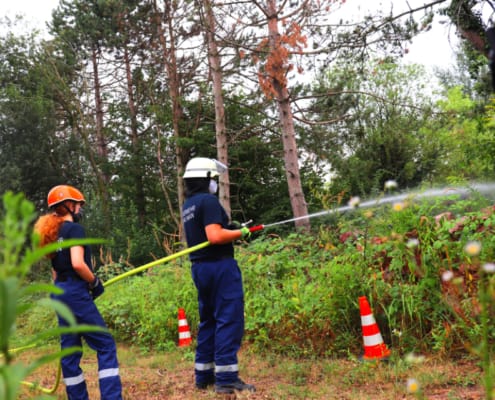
[17, 346, 487, 400]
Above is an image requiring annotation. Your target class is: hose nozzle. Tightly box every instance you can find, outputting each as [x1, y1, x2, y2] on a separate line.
[249, 224, 264, 232]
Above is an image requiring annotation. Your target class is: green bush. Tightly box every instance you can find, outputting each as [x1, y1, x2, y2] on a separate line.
[16, 192, 495, 363]
[97, 263, 198, 352]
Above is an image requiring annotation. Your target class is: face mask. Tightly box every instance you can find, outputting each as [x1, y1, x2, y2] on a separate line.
[72, 207, 84, 223]
[64, 203, 84, 223]
[209, 179, 218, 194]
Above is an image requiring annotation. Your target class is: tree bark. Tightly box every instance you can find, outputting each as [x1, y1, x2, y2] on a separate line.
[153, 0, 187, 237]
[91, 46, 108, 165]
[123, 45, 146, 225]
[203, 0, 231, 218]
[266, 0, 309, 230]
[90, 44, 111, 225]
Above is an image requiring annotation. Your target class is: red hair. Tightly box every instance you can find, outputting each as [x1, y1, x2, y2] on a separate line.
[33, 204, 69, 258]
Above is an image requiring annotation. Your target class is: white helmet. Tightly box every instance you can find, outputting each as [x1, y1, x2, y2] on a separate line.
[183, 157, 228, 179]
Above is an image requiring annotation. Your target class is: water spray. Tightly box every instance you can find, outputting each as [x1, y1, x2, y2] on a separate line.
[248, 183, 495, 231]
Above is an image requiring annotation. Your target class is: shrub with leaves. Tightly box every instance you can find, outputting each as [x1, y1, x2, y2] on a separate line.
[14, 189, 495, 364]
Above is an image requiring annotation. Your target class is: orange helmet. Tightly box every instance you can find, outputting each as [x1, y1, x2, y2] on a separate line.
[47, 185, 85, 208]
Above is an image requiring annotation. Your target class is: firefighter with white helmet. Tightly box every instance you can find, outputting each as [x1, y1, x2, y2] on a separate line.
[183, 157, 227, 179]
[182, 157, 256, 394]
[34, 185, 123, 400]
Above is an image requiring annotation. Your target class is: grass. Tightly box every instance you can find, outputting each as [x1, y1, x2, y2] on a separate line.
[16, 343, 485, 399]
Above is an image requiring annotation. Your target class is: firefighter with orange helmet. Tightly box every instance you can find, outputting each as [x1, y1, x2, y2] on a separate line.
[34, 185, 122, 400]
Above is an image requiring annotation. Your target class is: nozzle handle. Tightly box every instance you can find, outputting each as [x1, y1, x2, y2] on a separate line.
[249, 224, 264, 232]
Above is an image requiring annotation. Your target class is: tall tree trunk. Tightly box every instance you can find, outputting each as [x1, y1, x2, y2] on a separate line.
[202, 0, 231, 218]
[266, 0, 309, 230]
[124, 45, 146, 225]
[153, 0, 187, 237]
[90, 44, 111, 225]
[91, 46, 108, 166]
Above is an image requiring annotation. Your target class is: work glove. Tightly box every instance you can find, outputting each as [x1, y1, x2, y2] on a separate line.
[228, 220, 242, 229]
[89, 276, 105, 299]
[240, 226, 251, 239]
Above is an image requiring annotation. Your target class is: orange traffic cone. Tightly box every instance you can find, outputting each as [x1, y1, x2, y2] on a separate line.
[359, 296, 391, 361]
[178, 307, 192, 347]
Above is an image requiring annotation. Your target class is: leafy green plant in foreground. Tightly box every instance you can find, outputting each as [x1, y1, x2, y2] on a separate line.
[0, 192, 104, 400]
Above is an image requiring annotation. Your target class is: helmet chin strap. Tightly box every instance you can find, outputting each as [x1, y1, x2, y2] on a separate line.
[63, 203, 82, 222]
[63, 204, 74, 218]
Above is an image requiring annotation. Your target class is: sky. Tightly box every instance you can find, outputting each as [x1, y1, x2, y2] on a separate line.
[1, 0, 59, 31]
[405, 22, 458, 70]
[0, 0, 459, 71]
[333, 0, 459, 71]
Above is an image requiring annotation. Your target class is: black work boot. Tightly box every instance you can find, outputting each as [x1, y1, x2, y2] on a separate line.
[215, 378, 256, 394]
[196, 378, 215, 390]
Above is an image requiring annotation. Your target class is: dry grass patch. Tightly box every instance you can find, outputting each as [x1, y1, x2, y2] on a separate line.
[16, 344, 485, 399]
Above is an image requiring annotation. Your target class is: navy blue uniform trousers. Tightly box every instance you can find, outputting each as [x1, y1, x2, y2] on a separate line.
[54, 278, 122, 400]
[191, 258, 244, 386]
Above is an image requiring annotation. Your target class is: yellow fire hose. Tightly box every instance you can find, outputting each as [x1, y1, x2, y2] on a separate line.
[103, 241, 210, 286]
[17, 240, 210, 395]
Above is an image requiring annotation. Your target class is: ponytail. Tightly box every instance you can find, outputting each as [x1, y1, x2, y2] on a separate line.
[33, 212, 66, 258]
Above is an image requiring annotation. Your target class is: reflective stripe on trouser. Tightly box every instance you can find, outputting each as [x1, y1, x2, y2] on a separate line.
[195, 361, 215, 384]
[192, 258, 244, 386]
[62, 369, 88, 400]
[54, 280, 123, 400]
